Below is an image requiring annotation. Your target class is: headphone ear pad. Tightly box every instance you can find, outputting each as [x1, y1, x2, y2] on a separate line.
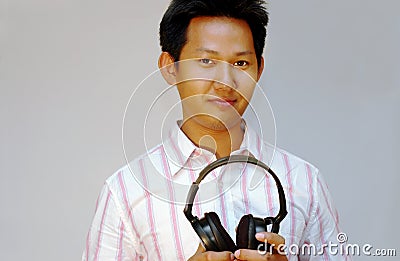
[192, 217, 219, 251]
[205, 212, 237, 252]
[236, 214, 257, 249]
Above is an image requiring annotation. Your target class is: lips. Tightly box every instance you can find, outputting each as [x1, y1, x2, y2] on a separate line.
[208, 97, 237, 107]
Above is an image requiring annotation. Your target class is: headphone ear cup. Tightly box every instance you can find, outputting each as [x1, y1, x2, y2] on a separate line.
[192, 216, 219, 251]
[205, 212, 237, 252]
[236, 214, 257, 249]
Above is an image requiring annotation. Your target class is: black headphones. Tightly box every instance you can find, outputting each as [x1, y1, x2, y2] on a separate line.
[184, 155, 288, 253]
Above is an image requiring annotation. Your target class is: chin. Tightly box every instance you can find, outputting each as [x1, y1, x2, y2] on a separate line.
[200, 116, 242, 131]
[208, 121, 228, 131]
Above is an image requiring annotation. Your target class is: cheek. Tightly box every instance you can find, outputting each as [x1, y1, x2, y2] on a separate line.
[236, 100, 249, 115]
[177, 83, 210, 113]
[237, 84, 256, 101]
[177, 80, 212, 99]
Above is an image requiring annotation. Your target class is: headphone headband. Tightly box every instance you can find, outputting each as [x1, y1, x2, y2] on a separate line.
[184, 155, 288, 233]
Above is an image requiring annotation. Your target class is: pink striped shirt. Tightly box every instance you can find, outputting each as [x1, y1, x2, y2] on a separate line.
[83, 123, 348, 260]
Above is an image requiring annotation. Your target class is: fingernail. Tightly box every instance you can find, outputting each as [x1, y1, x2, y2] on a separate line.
[234, 249, 240, 258]
[230, 253, 235, 260]
[255, 233, 265, 240]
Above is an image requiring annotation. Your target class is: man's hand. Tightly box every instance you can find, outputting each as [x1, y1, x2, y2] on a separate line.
[233, 232, 288, 261]
[188, 243, 235, 261]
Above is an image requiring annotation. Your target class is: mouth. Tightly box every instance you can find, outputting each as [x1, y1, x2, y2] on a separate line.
[208, 97, 237, 108]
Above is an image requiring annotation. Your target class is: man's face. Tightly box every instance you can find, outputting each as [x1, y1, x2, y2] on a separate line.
[174, 16, 263, 130]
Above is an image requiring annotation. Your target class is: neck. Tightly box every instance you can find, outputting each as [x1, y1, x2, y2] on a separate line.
[180, 119, 244, 159]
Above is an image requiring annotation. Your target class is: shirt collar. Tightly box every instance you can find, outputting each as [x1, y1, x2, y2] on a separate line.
[163, 120, 264, 176]
[233, 120, 262, 159]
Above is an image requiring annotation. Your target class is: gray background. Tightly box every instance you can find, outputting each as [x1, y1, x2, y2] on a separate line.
[1, 0, 399, 260]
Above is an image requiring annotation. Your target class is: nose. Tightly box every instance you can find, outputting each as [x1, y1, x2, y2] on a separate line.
[213, 62, 237, 90]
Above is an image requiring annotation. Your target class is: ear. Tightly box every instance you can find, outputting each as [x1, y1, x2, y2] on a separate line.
[158, 52, 177, 86]
[256, 56, 264, 81]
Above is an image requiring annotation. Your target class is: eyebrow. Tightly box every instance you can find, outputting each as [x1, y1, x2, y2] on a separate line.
[195, 48, 254, 56]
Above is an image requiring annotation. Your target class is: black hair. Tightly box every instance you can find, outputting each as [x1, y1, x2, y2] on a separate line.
[159, 0, 269, 68]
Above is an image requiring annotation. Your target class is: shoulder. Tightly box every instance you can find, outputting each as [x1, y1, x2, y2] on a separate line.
[261, 142, 322, 192]
[104, 143, 165, 202]
[264, 142, 319, 173]
[277, 146, 318, 173]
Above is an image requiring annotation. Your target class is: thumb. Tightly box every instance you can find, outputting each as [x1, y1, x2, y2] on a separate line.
[195, 243, 206, 254]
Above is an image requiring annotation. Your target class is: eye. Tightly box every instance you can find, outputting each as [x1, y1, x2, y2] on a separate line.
[234, 60, 249, 67]
[199, 58, 215, 65]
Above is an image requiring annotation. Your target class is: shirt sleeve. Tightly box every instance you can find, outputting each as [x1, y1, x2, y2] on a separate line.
[299, 172, 351, 261]
[82, 183, 141, 261]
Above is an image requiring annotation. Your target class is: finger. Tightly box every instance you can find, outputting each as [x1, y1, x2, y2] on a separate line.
[234, 249, 271, 261]
[234, 249, 288, 261]
[195, 243, 206, 254]
[255, 232, 285, 246]
[191, 243, 234, 261]
[203, 251, 235, 261]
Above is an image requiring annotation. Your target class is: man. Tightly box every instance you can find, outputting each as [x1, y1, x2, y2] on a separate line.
[83, 0, 347, 260]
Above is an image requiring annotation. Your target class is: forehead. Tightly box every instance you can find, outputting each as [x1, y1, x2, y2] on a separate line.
[183, 16, 255, 54]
